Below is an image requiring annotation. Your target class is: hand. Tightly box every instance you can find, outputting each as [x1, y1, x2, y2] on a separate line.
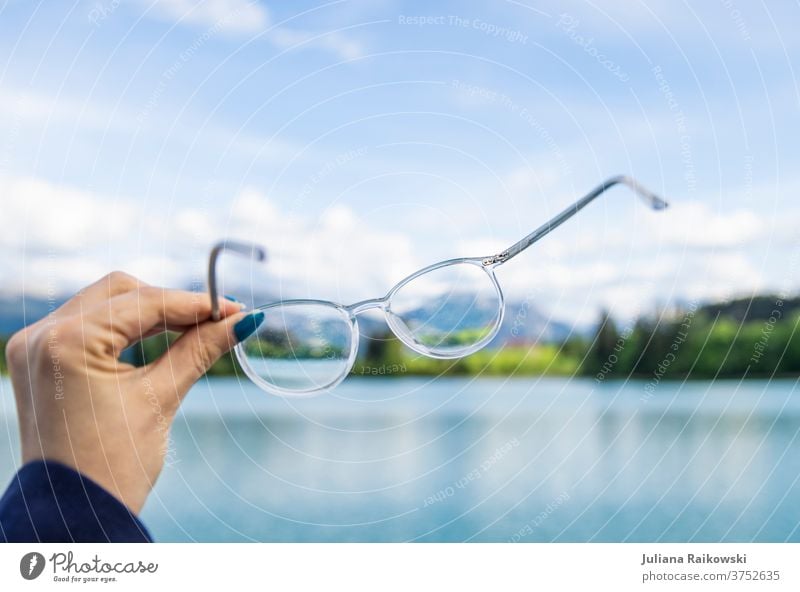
[5, 272, 263, 513]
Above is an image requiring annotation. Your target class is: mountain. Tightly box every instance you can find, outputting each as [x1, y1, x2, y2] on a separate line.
[0, 292, 573, 346]
[491, 300, 573, 345]
[698, 295, 800, 323]
[0, 295, 66, 335]
[361, 294, 573, 346]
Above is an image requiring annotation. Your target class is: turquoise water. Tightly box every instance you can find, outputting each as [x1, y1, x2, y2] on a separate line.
[2, 376, 799, 542]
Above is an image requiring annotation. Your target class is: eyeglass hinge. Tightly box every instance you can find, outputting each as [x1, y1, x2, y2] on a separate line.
[482, 251, 509, 266]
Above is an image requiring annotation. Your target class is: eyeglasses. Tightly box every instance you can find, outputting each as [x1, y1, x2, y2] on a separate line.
[208, 175, 667, 397]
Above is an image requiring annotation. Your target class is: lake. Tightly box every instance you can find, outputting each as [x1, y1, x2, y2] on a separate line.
[1, 376, 799, 542]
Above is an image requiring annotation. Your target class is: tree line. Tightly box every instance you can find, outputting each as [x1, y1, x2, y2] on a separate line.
[0, 294, 797, 380]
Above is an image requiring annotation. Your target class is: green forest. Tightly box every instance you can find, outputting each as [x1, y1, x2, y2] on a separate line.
[0, 294, 797, 380]
[351, 294, 798, 380]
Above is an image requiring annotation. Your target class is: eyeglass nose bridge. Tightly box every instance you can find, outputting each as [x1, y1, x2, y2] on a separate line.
[346, 296, 388, 315]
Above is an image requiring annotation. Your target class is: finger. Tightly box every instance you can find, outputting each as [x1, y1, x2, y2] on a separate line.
[139, 298, 247, 339]
[138, 310, 247, 340]
[16, 272, 149, 340]
[149, 310, 265, 403]
[56, 271, 148, 319]
[144, 295, 246, 337]
[139, 323, 205, 341]
[107, 288, 244, 349]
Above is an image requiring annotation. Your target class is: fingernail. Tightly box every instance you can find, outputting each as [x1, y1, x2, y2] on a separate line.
[233, 311, 264, 342]
[224, 294, 246, 310]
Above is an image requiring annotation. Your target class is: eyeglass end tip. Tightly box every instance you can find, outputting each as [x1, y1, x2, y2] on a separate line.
[652, 197, 669, 210]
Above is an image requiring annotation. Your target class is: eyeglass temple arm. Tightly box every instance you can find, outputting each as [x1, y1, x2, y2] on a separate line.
[208, 240, 267, 321]
[483, 175, 669, 265]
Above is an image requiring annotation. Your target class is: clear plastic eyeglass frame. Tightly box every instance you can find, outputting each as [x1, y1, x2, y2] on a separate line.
[208, 175, 668, 397]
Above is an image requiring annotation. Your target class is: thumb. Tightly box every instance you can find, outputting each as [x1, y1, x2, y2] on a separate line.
[150, 310, 265, 404]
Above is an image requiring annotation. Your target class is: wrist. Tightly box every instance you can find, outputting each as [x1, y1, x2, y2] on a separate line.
[21, 451, 151, 514]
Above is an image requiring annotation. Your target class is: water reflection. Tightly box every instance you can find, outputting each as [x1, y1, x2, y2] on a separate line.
[1, 376, 798, 541]
[136, 377, 800, 542]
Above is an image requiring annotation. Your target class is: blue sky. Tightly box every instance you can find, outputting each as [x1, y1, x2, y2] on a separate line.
[1, 0, 798, 326]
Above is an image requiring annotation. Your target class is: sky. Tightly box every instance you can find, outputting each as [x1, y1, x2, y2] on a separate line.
[0, 0, 798, 327]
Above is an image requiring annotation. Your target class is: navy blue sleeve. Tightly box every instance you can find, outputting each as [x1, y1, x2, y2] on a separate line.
[0, 459, 152, 542]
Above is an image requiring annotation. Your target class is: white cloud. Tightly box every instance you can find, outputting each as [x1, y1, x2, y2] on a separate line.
[141, 0, 363, 59]
[144, 0, 269, 35]
[0, 176, 137, 252]
[504, 165, 564, 201]
[456, 195, 769, 324]
[685, 252, 765, 299]
[16, 255, 110, 298]
[483, 197, 766, 260]
[0, 89, 137, 135]
[218, 188, 419, 301]
[142, 187, 422, 303]
[124, 255, 187, 287]
[269, 26, 363, 60]
[648, 201, 764, 248]
[0, 175, 774, 327]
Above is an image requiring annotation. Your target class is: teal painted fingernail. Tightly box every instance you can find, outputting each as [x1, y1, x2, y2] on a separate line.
[224, 294, 246, 310]
[234, 312, 264, 342]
